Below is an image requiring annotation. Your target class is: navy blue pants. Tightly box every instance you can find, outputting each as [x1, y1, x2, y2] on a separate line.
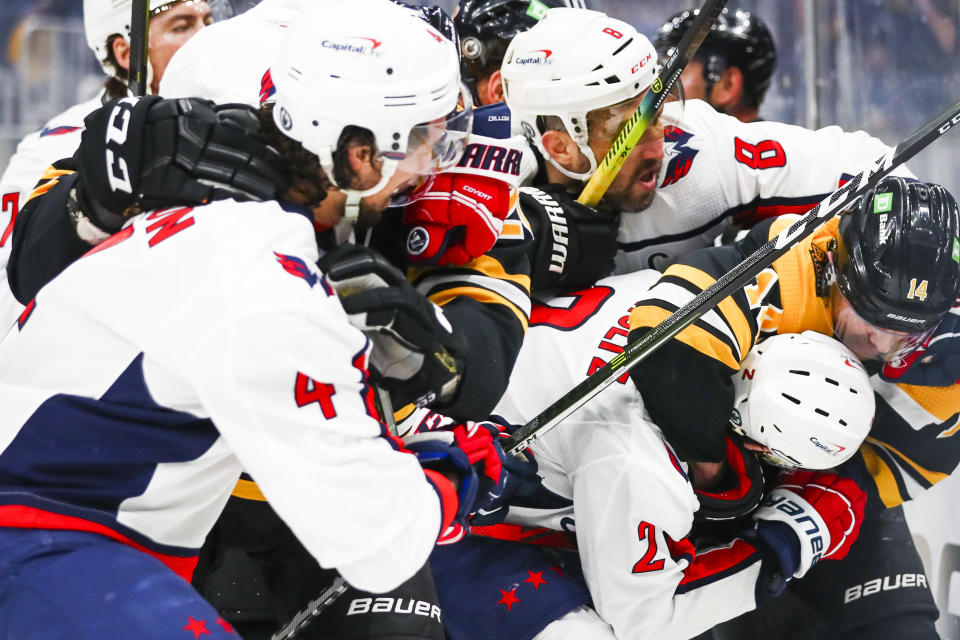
[430, 536, 591, 640]
[0, 528, 240, 640]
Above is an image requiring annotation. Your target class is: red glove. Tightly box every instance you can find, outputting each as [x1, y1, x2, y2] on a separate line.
[403, 173, 511, 266]
[751, 470, 866, 578]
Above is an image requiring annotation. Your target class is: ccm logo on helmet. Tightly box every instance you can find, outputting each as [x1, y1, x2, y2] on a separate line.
[346, 597, 442, 621]
[321, 37, 383, 56]
[514, 49, 553, 65]
[631, 53, 652, 74]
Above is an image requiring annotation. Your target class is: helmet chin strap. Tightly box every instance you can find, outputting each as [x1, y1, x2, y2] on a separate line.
[536, 137, 599, 183]
[317, 148, 400, 224]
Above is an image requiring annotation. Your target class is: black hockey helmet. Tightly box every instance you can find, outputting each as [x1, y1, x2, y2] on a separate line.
[454, 0, 588, 79]
[655, 7, 776, 110]
[833, 176, 960, 334]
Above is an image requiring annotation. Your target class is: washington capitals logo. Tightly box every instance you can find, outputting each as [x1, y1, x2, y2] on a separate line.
[259, 69, 276, 105]
[39, 125, 82, 138]
[661, 126, 699, 187]
[275, 252, 319, 289]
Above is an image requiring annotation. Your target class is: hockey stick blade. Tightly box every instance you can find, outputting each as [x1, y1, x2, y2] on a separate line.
[507, 98, 960, 456]
[271, 575, 349, 640]
[577, 0, 727, 207]
[128, 0, 150, 96]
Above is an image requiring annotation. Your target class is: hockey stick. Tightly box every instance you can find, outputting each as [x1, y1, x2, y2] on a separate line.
[576, 0, 726, 207]
[128, 0, 151, 96]
[506, 99, 960, 456]
[271, 575, 349, 640]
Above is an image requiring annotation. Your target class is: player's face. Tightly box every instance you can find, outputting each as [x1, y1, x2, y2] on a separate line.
[148, 0, 213, 92]
[586, 95, 665, 212]
[832, 292, 930, 363]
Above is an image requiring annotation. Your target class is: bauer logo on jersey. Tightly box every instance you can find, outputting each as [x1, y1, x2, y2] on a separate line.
[321, 37, 383, 57]
[514, 49, 553, 66]
[274, 252, 319, 289]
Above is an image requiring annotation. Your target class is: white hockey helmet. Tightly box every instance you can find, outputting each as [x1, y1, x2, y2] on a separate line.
[730, 331, 875, 470]
[83, 0, 195, 75]
[501, 8, 658, 181]
[270, 0, 473, 219]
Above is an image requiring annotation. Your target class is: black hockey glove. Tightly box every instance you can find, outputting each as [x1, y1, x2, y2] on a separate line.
[520, 184, 620, 294]
[318, 244, 468, 410]
[74, 96, 285, 232]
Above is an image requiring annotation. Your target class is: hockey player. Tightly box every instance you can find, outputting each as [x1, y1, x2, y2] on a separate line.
[501, 7, 915, 277]
[0, 0, 212, 240]
[0, 0, 212, 333]
[0, 8, 540, 639]
[655, 7, 777, 123]
[5, 2, 535, 638]
[627, 176, 960, 639]
[422, 270, 871, 640]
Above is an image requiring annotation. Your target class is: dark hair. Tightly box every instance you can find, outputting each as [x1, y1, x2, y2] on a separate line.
[255, 104, 331, 207]
[102, 34, 131, 100]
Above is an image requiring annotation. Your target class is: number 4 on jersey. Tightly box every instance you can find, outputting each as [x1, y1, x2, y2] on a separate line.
[294, 372, 337, 419]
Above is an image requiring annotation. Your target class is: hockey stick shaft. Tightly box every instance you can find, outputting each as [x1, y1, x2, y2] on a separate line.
[577, 0, 726, 207]
[271, 575, 349, 640]
[128, 0, 150, 96]
[507, 99, 960, 456]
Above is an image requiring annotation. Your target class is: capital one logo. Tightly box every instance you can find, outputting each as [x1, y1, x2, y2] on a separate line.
[321, 37, 383, 57]
[514, 49, 553, 66]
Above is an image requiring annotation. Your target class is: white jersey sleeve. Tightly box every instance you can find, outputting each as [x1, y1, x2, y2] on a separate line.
[615, 99, 915, 272]
[0, 93, 103, 268]
[0, 199, 440, 593]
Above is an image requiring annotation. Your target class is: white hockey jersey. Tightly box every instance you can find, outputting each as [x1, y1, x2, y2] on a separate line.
[490, 272, 768, 640]
[613, 99, 913, 272]
[0, 91, 105, 341]
[0, 199, 443, 593]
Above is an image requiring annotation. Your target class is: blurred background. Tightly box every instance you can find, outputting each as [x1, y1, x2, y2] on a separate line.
[0, 0, 958, 635]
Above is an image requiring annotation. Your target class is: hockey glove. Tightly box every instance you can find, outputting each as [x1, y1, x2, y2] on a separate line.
[404, 433, 478, 545]
[881, 304, 960, 386]
[520, 184, 620, 294]
[406, 421, 540, 532]
[749, 470, 866, 580]
[74, 96, 284, 231]
[402, 173, 511, 266]
[318, 244, 467, 409]
[693, 435, 766, 521]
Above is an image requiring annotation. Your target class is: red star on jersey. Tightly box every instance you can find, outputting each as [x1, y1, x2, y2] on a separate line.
[524, 570, 548, 590]
[183, 616, 210, 637]
[497, 587, 521, 611]
[216, 617, 233, 632]
[549, 565, 564, 576]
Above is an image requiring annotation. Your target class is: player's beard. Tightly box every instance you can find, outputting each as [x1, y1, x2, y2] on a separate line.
[602, 157, 662, 213]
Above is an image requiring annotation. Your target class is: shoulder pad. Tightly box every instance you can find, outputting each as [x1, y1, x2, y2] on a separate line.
[471, 102, 512, 139]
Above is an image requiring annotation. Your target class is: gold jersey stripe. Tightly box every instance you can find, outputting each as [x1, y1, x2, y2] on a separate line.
[26, 167, 75, 203]
[629, 304, 740, 371]
[867, 436, 949, 487]
[232, 478, 267, 502]
[894, 382, 960, 424]
[430, 285, 529, 331]
[859, 442, 906, 508]
[664, 264, 753, 360]
[410, 254, 531, 292]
